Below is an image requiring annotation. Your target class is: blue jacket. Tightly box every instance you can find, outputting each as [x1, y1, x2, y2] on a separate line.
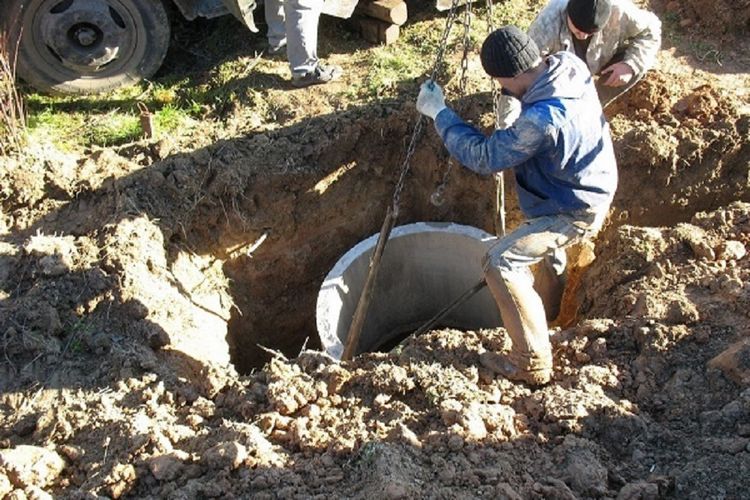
[434, 51, 618, 219]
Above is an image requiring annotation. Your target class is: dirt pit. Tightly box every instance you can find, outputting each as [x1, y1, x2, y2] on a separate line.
[2, 15, 750, 499]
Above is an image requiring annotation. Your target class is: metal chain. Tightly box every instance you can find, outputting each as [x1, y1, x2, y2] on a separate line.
[430, 0, 474, 207]
[486, 0, 501, 128]
[341, 0, 469, 361]
[392, 0, 462, 215]
[485, 0, 507, 236]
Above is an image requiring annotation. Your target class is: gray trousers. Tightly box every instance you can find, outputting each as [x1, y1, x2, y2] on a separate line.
[482, 209, 607, 367]
[265, 0, 322, 76]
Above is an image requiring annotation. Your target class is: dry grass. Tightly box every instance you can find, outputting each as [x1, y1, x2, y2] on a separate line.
[0, 32, 26, 156]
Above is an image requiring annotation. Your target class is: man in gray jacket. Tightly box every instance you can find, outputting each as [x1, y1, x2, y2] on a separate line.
[416, 27, 617, 385]
[529, 0, 661, 106]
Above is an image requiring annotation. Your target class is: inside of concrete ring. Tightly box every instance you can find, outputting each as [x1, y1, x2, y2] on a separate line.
[316, 222, 503, 359]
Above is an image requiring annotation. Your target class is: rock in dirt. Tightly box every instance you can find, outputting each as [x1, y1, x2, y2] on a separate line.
[56, 445, 83, 462]
[674, 224, 715, 261]
[386, 423, 422, 448]
[148, 453, 185, 482]
[718, 240, 747, 261]
[556, 436, 608, 497]
[708, 338, 750, 386]
[203, 442, 247, 470]
[616, 481, 659, 500]
[106, 463, 137, 499]
[532, 477, 577, 499]
[0, 446, 65, 488]
[702, 437, 750, 454]
[23, 235, 78, 277]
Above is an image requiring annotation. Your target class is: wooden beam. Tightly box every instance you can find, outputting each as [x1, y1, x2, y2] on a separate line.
[358, 16, 400, 45]
[355, 0, 408, 25]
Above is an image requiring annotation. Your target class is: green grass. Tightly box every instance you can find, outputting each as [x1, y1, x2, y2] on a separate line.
[17, 1, 547, 152]
[362, 45, 428, 97]
[23, 77, 209, 149]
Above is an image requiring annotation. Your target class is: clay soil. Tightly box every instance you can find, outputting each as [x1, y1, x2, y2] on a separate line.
[1, 0, 750, 498]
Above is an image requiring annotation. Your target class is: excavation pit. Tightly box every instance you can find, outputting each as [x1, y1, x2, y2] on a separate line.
[212, 85, 748, 374]
[316, 222, 502, 359]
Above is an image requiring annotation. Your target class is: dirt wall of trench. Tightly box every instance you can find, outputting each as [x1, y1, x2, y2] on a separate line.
[2, 69, 748, 386]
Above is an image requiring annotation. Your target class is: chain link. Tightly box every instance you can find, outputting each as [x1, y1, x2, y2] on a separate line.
[342, 0, 492, 359]
[485, 0, 502, 127]
[430, 0, 474, 207]
[485, 0, 507, 236]
[392, 0, 462, 215]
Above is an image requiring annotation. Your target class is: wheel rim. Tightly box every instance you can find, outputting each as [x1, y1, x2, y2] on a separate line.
[25, 0, 142, 78]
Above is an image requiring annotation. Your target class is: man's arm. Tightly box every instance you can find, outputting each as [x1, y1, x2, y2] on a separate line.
[616, 1, 661, 75]
[434, 107, 549, 176]
[528, 0, 568, 56]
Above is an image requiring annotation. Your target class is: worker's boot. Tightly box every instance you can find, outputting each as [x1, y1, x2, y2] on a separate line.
[481, 266, 553, 386]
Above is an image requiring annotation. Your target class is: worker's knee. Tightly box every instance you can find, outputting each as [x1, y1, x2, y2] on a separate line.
[482, 249, 524, 276]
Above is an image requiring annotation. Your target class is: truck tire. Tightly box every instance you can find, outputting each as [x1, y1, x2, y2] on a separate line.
[9, 0, 170, 94]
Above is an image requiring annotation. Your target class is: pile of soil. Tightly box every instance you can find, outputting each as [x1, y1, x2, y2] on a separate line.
[1, 0, 749, 497]
[676, 0, 750, 33]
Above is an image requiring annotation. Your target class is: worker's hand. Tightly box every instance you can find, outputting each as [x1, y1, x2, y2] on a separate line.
[417, 80, 446, 119]
[600, 62, 635, 87]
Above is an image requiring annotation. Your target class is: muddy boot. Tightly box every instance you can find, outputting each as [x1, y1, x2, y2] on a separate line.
[479, 351, 552, 386]
[483, 266, 553, 385]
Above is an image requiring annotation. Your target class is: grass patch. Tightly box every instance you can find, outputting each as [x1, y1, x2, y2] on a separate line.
[361, 44, 428, 97]
[15, 1, 548, 152]
[23, 79, 205, 149]
[27, 102, 142, 149]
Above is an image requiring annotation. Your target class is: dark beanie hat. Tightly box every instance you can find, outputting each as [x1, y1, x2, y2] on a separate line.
[567, 0, 612, 33]
[480, 26, 541, 78]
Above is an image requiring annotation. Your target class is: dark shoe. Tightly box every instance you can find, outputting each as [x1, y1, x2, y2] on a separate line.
[479, 351, 552, 386]
[265, 43, 286, 60]
[291, 64, 343, 88]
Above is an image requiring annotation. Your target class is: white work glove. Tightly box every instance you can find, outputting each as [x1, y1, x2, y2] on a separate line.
[416, 80, 446, 119]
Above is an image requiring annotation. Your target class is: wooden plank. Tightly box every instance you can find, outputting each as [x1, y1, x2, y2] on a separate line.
[355, 0, 408, 25]
[359, 17, 400, 45]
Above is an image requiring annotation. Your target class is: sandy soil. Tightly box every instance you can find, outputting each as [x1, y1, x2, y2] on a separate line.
[1, 0, 749, 498]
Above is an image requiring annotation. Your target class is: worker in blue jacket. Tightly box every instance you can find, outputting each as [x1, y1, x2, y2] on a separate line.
[416, 26, 618, 385]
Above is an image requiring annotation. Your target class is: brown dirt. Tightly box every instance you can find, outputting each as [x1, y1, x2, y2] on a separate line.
[672, 0, 750, 34]
[1, 1, 750, 498]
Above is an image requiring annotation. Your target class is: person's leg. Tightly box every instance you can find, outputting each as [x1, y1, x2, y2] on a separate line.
[264, 0, 287, 52]
[480, 210, 603, 384]
[284, 0, 322, 77]
[534, 248, 566, 322]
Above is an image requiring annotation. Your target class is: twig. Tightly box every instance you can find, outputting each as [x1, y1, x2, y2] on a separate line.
[0, 321, 18, 373]
[0, 31, 26, 155]
[298, 337, 309, 356]
[256, 343, 287, 360]
[102, 436, 111, 465]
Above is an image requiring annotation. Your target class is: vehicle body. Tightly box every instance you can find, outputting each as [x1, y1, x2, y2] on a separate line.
[2, 0, 360, 94]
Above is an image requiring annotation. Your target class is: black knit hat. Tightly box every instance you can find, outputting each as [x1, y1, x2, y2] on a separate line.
[480, 26, 541, 78]
[567, 0, 612, 33]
